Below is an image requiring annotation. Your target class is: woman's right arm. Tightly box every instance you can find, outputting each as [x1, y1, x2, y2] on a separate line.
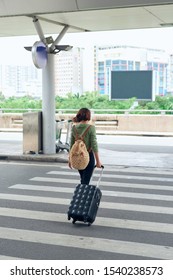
[93, 151, 102, 168]
[90, 126, 102, 168]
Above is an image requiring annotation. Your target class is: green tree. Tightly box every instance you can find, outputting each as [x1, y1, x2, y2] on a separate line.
[2, 92, 173, 114]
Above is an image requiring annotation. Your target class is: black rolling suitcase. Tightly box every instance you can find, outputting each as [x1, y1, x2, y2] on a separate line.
[67, 166, 104, 226]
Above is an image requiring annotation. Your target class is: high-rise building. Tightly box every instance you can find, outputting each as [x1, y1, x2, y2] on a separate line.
[0, 47, 84, 98]
[54, 47, 84, 97]
[94, 45, 170, 96]
[0, 64, 42, 97]
[169, 54, 173, 93]
[1, 45, 172, 99]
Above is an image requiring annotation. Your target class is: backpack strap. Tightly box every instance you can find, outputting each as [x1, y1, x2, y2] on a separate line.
[81, 125, 91, 140]
[74, 125, 91, 141]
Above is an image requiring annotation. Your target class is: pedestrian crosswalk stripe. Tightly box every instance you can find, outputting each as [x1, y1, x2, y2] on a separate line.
[0, 193, 173, 214]
[2, 160, 173, 176]
[9, 184, 173, 202]
[30, 177, 173, 191]
[52, 164, 173, 176]
[0, 207, 173, 234]
[97, 166, 173, 176]
[0, 226, 172, 259]
[47, 171, 173, 182]
[0, 255, 26, 260]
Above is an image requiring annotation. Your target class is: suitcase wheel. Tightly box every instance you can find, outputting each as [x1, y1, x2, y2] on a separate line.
[72, 219, 76, 224]
[87, 223, 91, 226]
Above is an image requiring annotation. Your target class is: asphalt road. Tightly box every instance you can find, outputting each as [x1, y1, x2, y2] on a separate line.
[100, 143, 173, 153]
[0, 160, 173, 260]
[1, 132, 173, 153]
[1, 132, 173, 168]
[97, 134, 173, 153]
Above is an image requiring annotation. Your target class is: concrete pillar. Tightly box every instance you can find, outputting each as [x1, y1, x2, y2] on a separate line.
[42, 53, 56, 154]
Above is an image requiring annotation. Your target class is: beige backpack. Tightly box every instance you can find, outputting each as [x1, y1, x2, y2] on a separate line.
[69, 125, 91, 170]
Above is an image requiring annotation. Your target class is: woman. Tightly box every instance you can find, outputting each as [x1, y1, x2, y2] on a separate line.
[68, 108, 102, 185]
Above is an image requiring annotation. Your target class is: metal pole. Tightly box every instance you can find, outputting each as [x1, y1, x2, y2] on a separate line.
[30, 18, 70, 154]
[50, 25, 69, 53]
[32, 16, 47, 45]
[42, 53, 56, 154]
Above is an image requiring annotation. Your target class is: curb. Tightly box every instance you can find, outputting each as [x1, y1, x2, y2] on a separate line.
[0, 153, 68, 163]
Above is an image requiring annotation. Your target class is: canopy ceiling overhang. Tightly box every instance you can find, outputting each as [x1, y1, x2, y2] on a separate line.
[1, 0, 173, 37]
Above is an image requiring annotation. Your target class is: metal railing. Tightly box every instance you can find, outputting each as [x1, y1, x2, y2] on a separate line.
[0, 108, 40, 113]
[1, 108, 173, 115]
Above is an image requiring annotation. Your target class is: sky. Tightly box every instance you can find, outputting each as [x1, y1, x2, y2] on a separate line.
[0, 27, 173, 66]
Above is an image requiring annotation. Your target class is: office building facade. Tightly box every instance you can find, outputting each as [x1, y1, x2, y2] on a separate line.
[94, 45, 170, 96]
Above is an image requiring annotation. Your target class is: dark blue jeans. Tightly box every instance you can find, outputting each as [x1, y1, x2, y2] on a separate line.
[78, 151, 95, 185]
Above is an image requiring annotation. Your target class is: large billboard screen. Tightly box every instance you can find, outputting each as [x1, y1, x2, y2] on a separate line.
[110, 70, 155, 101]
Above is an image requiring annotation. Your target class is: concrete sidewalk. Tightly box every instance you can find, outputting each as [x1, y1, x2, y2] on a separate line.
[0, 140, 68, 163]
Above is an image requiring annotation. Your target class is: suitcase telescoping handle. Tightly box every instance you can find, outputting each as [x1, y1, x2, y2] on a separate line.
[92, 165, 104, 188]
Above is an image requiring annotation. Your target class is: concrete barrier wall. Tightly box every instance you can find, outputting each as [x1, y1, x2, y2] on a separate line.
[0, 113, 23, 128]
[116, 114, 173, 132]
[0, 113, 173, 133]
